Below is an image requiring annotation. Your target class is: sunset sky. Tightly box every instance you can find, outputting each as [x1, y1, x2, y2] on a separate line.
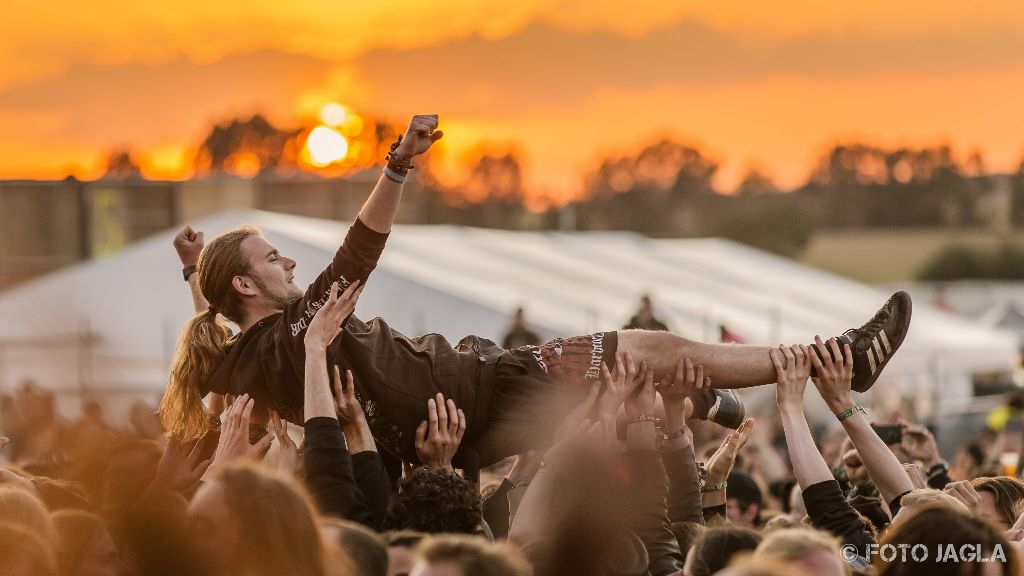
[3, 0, 1024, 200]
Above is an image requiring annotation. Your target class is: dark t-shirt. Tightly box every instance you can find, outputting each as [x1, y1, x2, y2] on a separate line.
[203, 218, 505, 461]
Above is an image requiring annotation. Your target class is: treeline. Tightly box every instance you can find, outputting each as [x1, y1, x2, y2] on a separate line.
[419, 140, 1021, 264]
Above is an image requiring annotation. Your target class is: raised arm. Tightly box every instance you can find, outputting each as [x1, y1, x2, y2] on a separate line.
[772, 345, 834, 488]
[810, 337, 914, 507]
[172, 225, 209, 313]
[657, 358, 708, 524]
[358, 114, 442, 233]
[301, 281, 382, 527]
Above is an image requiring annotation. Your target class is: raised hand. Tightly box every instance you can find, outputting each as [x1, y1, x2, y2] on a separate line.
[268, 409, 298, 475]
[303, 280, 363, 351]
[154, 436, 210, 493]
[772, 344, 811, 410]
[705, 418, 755, 484]
[809, 336, 855, 412]
[900, 422, 942, 467]
[206, 394, 273, 477]
[331, 367, 365, 427]
[597, 352, 640, 420]
[415, 393, 467, 471]
[903, 463, 928, 489]
[657, 358, 709, 404]
[943, 480, 981, 513]
[172, 225, 205, 267]
[624, 362, 656, 418]
[394, 114, 444, 157]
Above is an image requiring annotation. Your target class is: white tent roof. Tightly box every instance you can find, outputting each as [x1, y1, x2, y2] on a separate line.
[0, 210, 1017, 415]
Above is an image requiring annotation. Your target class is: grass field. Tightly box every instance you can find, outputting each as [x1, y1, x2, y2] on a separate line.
[799, 228, 1024, 283]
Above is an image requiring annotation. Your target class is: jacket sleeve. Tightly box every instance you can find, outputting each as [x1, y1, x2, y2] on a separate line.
[303, 417, 376, 528]
[661, 441, 704, 524]
[283, 217, 389, 342]
[803, 479, 877, 556]
[351, 451, 393, 529]
[623, 450, 685, 576]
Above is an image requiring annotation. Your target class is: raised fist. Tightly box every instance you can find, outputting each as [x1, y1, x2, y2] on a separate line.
[394, 114, 443, 157]
[173, 225, 205, 267]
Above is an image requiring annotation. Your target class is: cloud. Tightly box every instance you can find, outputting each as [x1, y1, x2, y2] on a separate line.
[349, 20, 1024, 115]
[0, 50, 334, 145]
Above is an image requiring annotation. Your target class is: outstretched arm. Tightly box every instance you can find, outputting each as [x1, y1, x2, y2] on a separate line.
[810, 337, 914, 507]
[358, 114, 442, 233]
[172, 225, 208, 313]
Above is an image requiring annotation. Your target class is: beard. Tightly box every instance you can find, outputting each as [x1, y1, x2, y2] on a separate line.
[252, 275, 303, 310]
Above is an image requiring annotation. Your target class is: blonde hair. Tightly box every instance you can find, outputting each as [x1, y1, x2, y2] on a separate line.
[0, 485, 58, 544]
[159, 225, 260, 440]
[899, 488, 969, 513]
[752, 527, 842, 564]
[416, 535, 532, 576]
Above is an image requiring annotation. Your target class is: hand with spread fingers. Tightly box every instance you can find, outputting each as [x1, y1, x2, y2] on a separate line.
[598, 351, 640, 421]
[154, 436, 211, 494]
[269, 409, 299, 475]
[943, 480, 982, 513]
[705, 418, 755, 485]
[900, 422, 943, 467]
[772, 344, 812, 411]
[809, 336, 855, 412]
[303, 280, 363, 352]
[206, 394, 273, 478]
[415, 393, 467, 471]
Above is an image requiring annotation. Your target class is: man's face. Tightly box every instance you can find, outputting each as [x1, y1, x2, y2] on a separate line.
[239, 236, 302, 310]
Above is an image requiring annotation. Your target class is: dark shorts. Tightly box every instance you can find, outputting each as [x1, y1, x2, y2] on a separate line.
[471, 332, 619, 467]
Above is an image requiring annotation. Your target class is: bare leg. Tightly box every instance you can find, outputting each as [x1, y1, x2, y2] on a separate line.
[617, 330, 776, 389]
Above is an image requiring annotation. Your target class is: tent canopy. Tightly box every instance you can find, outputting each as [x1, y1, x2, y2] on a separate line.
[0, 210, 1017, 415]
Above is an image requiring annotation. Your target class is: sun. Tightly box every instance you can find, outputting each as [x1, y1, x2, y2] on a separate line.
[305, 126, 349, 167]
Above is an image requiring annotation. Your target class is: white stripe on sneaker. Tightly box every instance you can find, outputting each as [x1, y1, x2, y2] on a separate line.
[707, 395, 723, 421]
[872, 337, 885, 364]
[880, 331, 893, 355]
[867, 348, 878, 375]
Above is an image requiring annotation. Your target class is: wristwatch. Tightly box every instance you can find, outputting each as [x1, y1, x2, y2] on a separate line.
[182, 265, 197, 281]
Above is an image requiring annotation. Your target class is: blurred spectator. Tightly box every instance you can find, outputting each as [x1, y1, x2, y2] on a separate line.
[501, 308, 541, 350]
[624, 294, 669, 331]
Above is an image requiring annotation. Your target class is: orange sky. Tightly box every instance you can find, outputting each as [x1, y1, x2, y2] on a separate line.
[2, 0, 1024, 199]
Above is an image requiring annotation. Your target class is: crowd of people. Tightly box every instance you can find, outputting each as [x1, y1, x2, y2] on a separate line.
[2, 115, 1024, 576]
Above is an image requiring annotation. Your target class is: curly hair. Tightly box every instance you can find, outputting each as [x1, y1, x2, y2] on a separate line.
[384, 468, 481, 534]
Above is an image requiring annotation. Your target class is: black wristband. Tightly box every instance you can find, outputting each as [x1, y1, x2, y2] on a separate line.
[182, 265, 197, 281]
[926, 461, 949, 477]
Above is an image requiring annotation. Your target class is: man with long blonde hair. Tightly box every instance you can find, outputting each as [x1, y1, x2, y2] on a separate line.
[162, 114, 912, 469]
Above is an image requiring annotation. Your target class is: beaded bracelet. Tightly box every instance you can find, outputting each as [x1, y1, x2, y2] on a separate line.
[664, 425, 688, 440]
[835, 405, 867, 422]
[625, 413, 659, 424]
[701, 480, 728, 493]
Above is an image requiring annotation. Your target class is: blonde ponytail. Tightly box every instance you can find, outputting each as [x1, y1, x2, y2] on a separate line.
[159, 309, 231, 440]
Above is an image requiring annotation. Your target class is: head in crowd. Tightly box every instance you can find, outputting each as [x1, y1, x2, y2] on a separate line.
[410, 535, 531, 576]
[385, 531, 427, 576]
[670, 521, 705, 564]
[971, 476, 1024, 529]
[161, 224, 302, 440]
[89, 439, 162, 514]
[51, 510, 125, 576]
[726, 471, 763, 528]
[752, 527, 845, 576]
[0, 521, 57, 576]
[876, 505, 1020, 576]
[187, 463, 333, 576]
[716, 557, 812, 576]
[684, 525, 762, 576]
[385, 468, 482, 535]
[891, 488, 968, 525]
[0, 485, 58, 543]
[322, 518, 388, 576]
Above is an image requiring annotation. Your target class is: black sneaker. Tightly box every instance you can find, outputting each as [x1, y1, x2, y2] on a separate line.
[691, 389, 745, 429]
[825, 291, 913, 393]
